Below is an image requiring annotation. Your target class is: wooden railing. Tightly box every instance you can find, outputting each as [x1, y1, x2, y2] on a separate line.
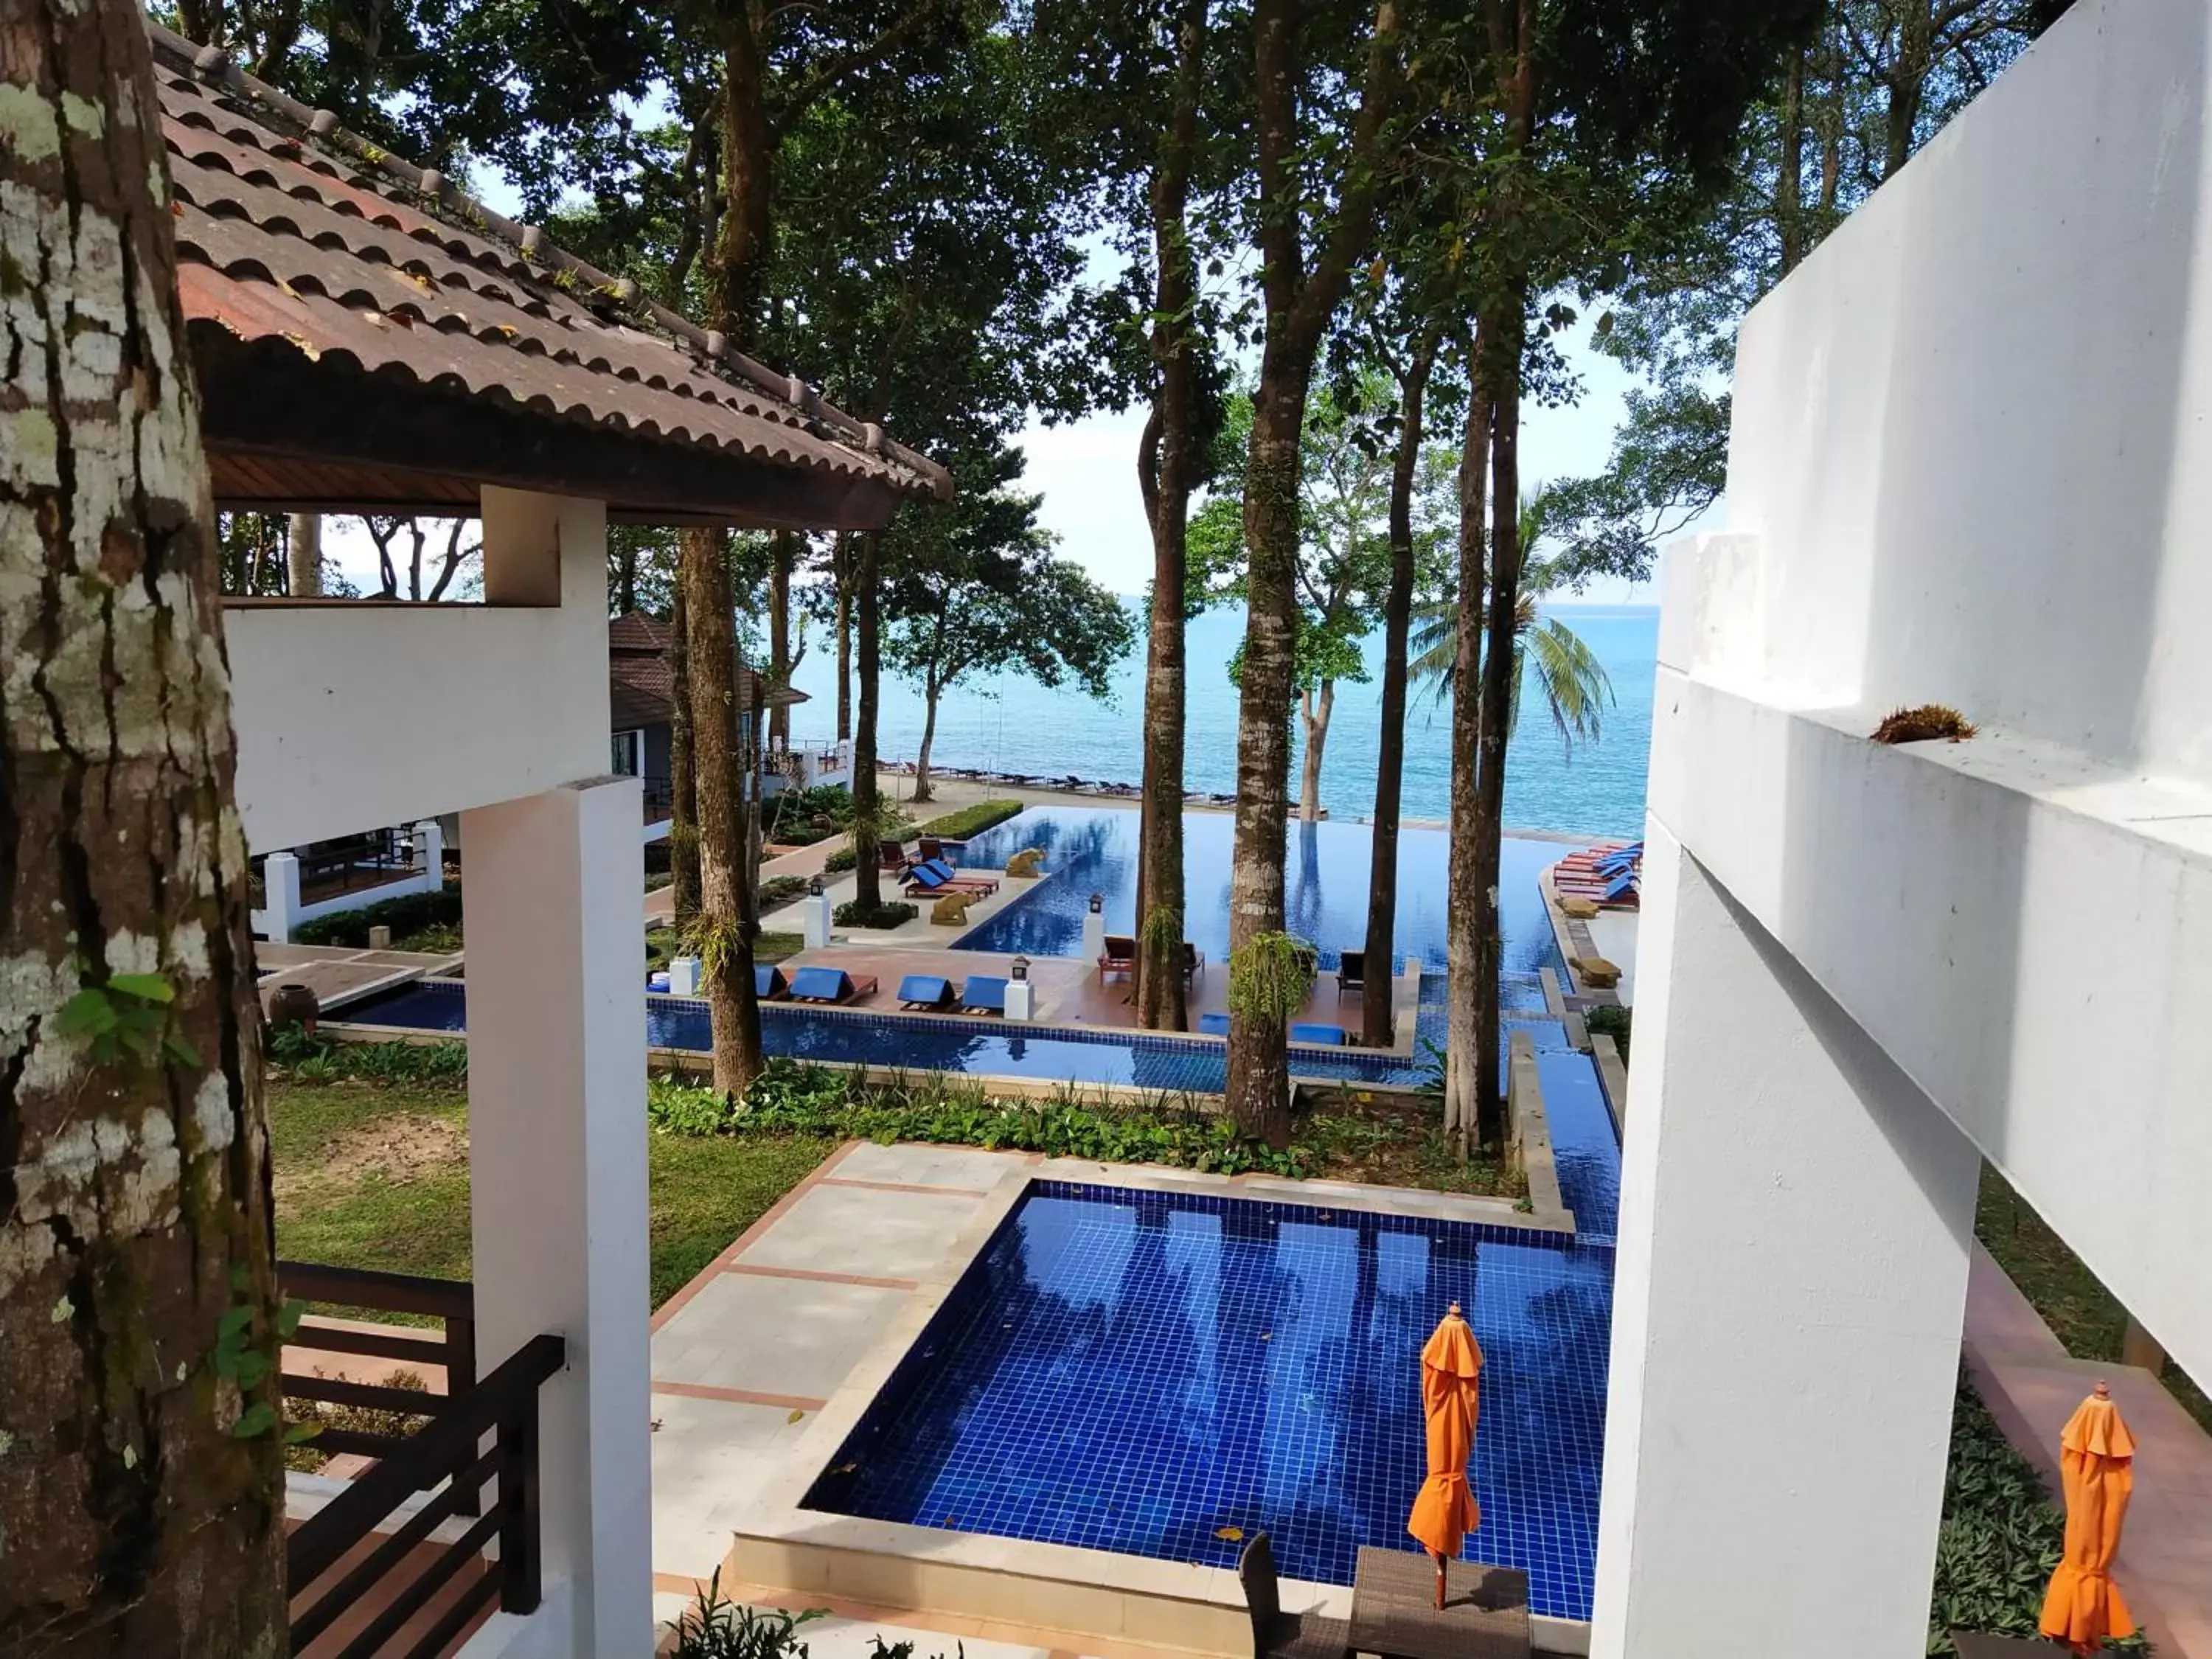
[279, 1263, 562, 1658]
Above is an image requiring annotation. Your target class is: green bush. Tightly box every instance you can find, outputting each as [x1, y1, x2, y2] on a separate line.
[1585, 1003, 1631, 1062]
[665, 1571, 822, 1658]
[762, 784, 854, 846]
[291, 881, 464, 948]
[757, 874, 808, 910]
[912, 799, 1024, 840]
[647, 1060, 1307, 1178]
[832, 899, 916, 929]
[823, 846, 856, 873]
[266, 1025, 467, 1088]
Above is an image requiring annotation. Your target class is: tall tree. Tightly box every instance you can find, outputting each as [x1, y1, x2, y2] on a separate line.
[3, 3, 285, 1651]
[883, 444, 1135, 802]
[766, 530, 799, 749]
[1222, 0, 1404, 1146]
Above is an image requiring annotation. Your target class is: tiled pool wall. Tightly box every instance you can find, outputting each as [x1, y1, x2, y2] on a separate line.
[802, 1179, 1613, 1621]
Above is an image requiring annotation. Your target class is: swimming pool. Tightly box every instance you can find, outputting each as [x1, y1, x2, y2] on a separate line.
[953, 810, 1568, 980]
[802, 1180, 1613, 1621]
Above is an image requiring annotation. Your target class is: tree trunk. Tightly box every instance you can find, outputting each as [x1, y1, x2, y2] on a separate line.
[850, 530, 884, 912]
[2, 5, 287, 1651]
[1132, 0, 1208, 1034]
[913, 680, 939, 805]
[711, 10, 775, 352]
[681, 526, 764, 1096]
[1777, 44, 1806, 274]
[1360, 334, 1436, 1048]
[768, 529, 793, 750]
[668, 579, 701, 922]
[833, 534, 853, 743]
[1470, 296, 1528, 1155]
[1443, 333, 1495, 1147]
[1225, 379, 1309, 1146]
[1296, 681, 1334, 822]
[286, 510, 321, 596]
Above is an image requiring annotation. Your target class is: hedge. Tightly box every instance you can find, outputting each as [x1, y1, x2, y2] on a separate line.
[291, 882, 464, 948]
[913, 799, 1025, 840]
[832, 898, 917, 929]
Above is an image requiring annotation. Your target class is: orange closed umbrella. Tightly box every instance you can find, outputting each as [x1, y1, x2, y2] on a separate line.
[2039, 1380, 2137, 1654]
[1406, 1302, 1484, 1608]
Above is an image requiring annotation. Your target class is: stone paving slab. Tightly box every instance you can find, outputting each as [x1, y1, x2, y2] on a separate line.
[832, 1141, 1029, 1192]
[655, 1273, 912, 1403]
[650, 1391, 823, 1579]
[732, 1179, 991, 1279]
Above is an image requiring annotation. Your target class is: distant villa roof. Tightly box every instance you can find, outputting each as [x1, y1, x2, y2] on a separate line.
[609, 614, 805, 730]
[149, 21, 950, 528]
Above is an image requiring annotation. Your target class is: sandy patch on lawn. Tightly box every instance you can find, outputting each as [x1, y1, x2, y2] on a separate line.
[276, 1112, 467, 1200]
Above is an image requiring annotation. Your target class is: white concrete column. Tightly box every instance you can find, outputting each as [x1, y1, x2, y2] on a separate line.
[413, 818, 444, 889]
[261, 850, 302, 943]
[1004, 978, 1034, 1022]
[801, 891, 832, 950]
[1591, 824, 1980, 1659]
[1081, 903, 1107, 965]
[461, 776, 649, 1658]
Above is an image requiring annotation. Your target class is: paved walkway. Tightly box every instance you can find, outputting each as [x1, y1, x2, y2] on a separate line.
[1964, 1243, 2212, 1659]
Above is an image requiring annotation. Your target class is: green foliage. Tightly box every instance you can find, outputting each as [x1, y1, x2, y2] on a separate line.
[212, 1265, 316, 1444]
[293, 882, 463, 949]
[1138, 903, 1182, 955]
[1227, 933, 1316, 1023]
[832, 900, 917, 929]
[1584, 1004, 1631, 1062]
[765, 785, 855, 846]
[647, 1062, 1310, 1178]
[824, 846, 857, 874]
[666, 1571, 823, 1659]
[55, 971, 198, 1069]
[867, 1640, 964, 1659]
[265, 1025, 469, 1088]
[911, 800, 1025, 841]
[758, 875, 810, 911]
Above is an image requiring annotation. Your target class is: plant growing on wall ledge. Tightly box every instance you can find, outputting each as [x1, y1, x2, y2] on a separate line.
[1873, 705, 1978, 744]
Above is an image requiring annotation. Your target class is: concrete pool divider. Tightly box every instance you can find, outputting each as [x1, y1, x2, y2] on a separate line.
[719, 1153, 1589, 1659]
[1506, 1032, 1572, 1228]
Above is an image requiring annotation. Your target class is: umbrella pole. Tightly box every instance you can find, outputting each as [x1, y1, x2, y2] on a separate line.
[1432, 1549, 1447, 1609]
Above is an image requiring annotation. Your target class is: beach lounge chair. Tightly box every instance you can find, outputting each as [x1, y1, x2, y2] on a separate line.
[1334, 949, 1365, 1002]
[1237, 1533, 1350, 1659]
[1594, 845, 1642, 876]
[1098, 934, 1137, 980]
[789, 967, 877, 1006]
[916, 836, 945, 863]
[919, 856, 994, 891]
[1198, 1012, 1231, 1035]
[877, 844, 910, 872]
[902, 861, 996, 900]
[1183, 941, 1205, 982]
[1599, 869, 1638, 905]
[960, 975, 1009, 1015]
[897, 974, 956, 1011]
[1289, 1022, 1347, 1046]
[754, 964, 790, 1002]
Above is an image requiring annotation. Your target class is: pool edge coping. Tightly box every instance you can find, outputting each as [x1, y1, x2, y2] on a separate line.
[722, 1151, 1593, 1653]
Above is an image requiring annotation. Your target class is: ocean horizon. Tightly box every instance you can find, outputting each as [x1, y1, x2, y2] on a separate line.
[787, 600, 1658, 839]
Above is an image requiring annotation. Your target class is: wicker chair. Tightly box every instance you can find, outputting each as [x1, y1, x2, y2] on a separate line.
[1237, 1534, 1349, 1659]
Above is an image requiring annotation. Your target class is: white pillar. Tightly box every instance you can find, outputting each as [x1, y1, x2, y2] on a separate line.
[461, 776, 650, 1658]
[1592, 826, 1980, 1659]
[262, 849, 302, 943]
[1004, 978, 1033, 1022]
[1081, 905, 1107, 965]
[801, 891, 832, 950]
[413, 817, 444, 891]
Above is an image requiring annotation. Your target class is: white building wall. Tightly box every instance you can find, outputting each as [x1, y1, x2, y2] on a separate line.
[226, 490, 610, 854]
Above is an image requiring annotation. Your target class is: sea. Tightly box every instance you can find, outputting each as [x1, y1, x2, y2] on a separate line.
[785, 602, 1658, 839]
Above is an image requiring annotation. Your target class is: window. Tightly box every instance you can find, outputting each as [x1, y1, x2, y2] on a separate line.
[611, 729, 644, 778]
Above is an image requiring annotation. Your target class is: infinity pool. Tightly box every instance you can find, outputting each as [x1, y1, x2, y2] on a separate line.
[804, 1180, 1613, 1620]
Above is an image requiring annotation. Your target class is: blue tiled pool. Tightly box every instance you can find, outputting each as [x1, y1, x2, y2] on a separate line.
[954, 810, 1567, 980]
[804, 1180, 1613, 1621]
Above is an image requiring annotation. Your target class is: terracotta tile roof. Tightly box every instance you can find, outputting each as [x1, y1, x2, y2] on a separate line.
[607, 616, 804, 731]
[150, 23, 950, 508]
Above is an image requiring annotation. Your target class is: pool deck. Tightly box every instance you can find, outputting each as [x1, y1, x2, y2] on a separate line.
[254, 940, 464, 1018]
[647, 1141, 1559, 1658]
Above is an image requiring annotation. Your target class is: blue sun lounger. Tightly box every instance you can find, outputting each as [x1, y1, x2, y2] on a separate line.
[1289, 1022, 1347, 1046]
[1198, 1012, 1231, 1035]
[1600, 869, 1638, 903]
[898, 975, 955, 1011]
[755, 964, 789, 1001]
[960, 975, 1009, 1015]
[1595, 844, 1643, 875]
[790, 966, 877, 1005]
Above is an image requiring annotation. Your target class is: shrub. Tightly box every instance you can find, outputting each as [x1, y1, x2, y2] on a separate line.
[292, 881, 463, 948]
[647, 1061, 1307, 1178]
[666, 1571, 822, 1659]
[832, 899, 917, 929]
[823, 846, 856, 874]
[912, 799, 1024, 840]
[266, 1025, 467, 1087]
[1585, 1003, 1631, 1062]
[762, 783, 855, 846]
[757, 874, 808, 910]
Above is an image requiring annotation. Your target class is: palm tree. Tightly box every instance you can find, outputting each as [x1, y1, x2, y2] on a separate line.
[1408, 490, 1613, 752]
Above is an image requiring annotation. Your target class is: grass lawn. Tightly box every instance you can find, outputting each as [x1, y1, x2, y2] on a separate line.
[271, 1078, 829, 1310]
[1977, 1162, 2211, 1433]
